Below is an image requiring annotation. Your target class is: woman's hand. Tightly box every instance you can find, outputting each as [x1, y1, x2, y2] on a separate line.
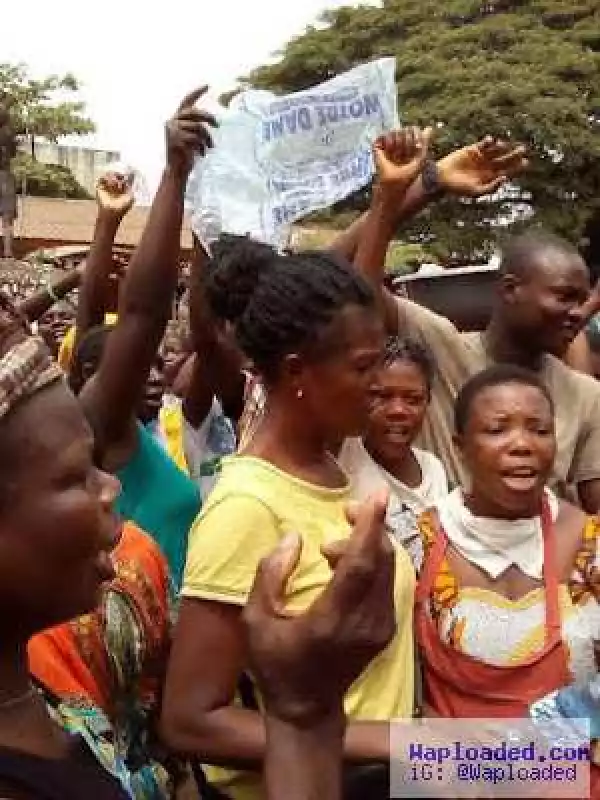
[165, 86, 217, 178]
[437, 136, 528, 197]
[373, 127, 433, 202]
[243, 491, 395, 726]
[96, 171, 135, 217]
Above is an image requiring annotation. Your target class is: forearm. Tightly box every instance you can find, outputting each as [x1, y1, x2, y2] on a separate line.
[345, 719, 390, 763]
[118, 165, 185, 324]
[162, 705, 266, 768]
[19, 270, 81, 321]
[264, 714, 345, 800]
[353, 192, 400, 287]
[81, 166, 187, 440]
[76, 212, 121, 337]
[162, 703, 389, 769]
[329, 175, 430, 263]
[351, 192, 406, 333]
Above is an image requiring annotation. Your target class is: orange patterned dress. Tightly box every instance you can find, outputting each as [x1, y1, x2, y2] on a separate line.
[416, 511, 600, 680]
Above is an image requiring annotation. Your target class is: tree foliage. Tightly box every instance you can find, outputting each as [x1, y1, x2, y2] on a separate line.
[0, 63, 95, 142]
[0, 63, 95, 200]
[12, 154, 91, 200]
[245, 0, 600, 259]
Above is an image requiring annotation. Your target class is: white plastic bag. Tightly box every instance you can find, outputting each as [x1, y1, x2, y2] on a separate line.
[186, 58, 399, 249]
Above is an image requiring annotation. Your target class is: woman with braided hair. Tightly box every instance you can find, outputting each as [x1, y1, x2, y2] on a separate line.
[161, 235, 416, 800]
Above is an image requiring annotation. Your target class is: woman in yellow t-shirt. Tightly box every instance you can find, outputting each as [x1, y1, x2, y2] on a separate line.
[161, 237, 416, 800]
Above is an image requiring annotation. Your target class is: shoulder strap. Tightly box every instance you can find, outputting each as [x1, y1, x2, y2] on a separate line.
[415, 514, 448, 603]
[541, 498, 561, 637]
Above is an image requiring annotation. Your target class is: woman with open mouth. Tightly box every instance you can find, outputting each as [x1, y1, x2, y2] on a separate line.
[414, 363, 599, 790]
[338, 334, 448, 565]
[0, 296, 128, 799]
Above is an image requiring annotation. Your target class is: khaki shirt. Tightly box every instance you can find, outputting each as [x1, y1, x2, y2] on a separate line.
[399, 298, 600, 496]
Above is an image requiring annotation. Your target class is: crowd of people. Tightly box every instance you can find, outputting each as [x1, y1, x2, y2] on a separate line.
[0, 84, 598, 800]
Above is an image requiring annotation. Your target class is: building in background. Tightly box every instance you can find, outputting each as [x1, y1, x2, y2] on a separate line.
[14, 196, 192, 258]
[23, 142, 121, 195]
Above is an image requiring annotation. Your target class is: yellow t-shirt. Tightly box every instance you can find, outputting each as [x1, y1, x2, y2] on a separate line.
[183, 455, 415, 800]
[57, 313, 118, 370]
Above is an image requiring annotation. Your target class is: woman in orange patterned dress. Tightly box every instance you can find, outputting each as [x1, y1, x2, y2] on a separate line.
[414, 364, 599, 793]
[28, 521, 176, 798]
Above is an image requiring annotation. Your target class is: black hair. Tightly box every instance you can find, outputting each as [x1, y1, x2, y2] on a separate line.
[499, 229, 584, 279]
[204, 234, 376, 382]
[454, 364, 554, 436]
[68, 324, 112, 395]
[381, 335, 434, 390]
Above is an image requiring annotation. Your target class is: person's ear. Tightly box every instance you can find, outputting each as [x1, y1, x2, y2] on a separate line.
[498, 271, 522, 306]
[280, 352, 305, 397]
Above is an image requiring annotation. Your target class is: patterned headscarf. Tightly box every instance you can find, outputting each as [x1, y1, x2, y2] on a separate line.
[0, 294, 64, 422]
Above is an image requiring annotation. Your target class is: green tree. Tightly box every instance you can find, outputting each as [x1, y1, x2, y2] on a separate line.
[0, 63, 95, 154]
[12, 154, 91, 200]
[244, 0, 600, 260]
[0, 63, 95, 199]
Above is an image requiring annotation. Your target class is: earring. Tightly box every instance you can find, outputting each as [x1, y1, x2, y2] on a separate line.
[296, 388, 304, 399]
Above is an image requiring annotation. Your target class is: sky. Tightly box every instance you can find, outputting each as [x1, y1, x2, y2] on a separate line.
[3, 0, 371, 194]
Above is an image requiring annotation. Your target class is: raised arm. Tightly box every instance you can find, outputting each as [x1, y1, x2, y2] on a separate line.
[330, 128, 435, 264]
[72, 172, 134, 354]
[79, 88, 216, 450]
[183, 240, 246, 429]
[18, 267, 82, 322]
[352, 135, 529, 333]
[353, 128, 433, 332]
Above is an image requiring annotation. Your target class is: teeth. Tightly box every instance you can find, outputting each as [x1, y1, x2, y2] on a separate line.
[508, 471, 534, 477]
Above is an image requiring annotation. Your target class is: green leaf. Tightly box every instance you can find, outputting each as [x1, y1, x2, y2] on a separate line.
[12, 153, 91, 199]
[0, 62, 95, 141]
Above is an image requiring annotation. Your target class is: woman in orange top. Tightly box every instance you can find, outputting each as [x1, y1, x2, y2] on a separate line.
[414, 364, 599, 794]
[28, 521, 176, 798]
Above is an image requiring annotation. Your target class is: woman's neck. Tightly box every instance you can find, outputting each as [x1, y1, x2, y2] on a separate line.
[366, 442, 422, 488]
[463, 489, 545, 521]
[246, 401, 346, 488]
[0, 637, 68, 758]
[484, 316, 543, 370]
[0, 640, 31, 700]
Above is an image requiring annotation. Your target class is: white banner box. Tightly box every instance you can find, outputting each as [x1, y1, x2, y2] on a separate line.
[390, 717, 592, 798]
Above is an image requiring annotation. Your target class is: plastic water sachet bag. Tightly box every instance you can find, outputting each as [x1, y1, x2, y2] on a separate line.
[186, 58, 399, 250]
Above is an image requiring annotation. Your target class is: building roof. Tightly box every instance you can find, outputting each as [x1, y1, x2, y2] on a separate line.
[15, 197, 193, 250]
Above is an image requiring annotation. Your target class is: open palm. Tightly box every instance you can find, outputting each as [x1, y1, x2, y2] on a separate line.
[437, 136, 528, 197]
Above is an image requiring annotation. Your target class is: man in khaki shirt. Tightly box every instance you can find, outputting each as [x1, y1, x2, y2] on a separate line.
[353, 131, 600, 512]
[395, 249, 600, 508]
